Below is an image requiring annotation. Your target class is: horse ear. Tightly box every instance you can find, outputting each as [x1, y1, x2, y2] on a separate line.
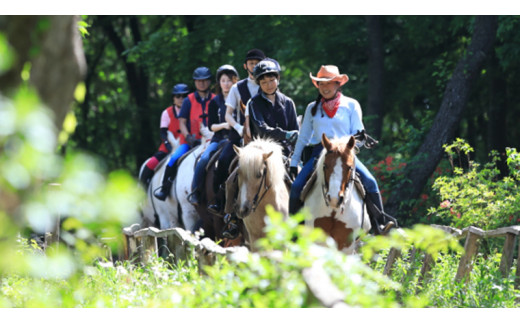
[233, 144, 242, 155]
[322, 133, 333, 151]
[263, 151, 273, 161]
[347, 135, 356, 150]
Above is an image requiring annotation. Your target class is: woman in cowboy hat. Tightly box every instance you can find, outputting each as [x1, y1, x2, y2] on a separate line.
[288, 65, 396, 235]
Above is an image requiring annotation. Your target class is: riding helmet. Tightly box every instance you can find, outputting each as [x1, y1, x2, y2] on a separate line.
[171, 83, 189, 95]
[253, 58, 280, 83]
[193, 66, 212, 80]
[216, 64, 239, 82]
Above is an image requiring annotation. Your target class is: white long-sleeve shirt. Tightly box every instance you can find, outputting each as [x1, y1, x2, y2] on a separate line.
[290, 94, 365, 167]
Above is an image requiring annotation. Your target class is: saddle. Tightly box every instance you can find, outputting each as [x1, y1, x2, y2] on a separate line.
[299, 168, 366, 202]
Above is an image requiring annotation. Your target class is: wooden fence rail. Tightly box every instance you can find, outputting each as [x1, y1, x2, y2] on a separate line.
[121, 223, 520, 307]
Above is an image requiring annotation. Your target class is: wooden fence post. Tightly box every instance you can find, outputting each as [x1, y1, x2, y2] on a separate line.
[455, 226, 483, 282]
[499, 233, 517, 277]
[383, 248, 401, 277]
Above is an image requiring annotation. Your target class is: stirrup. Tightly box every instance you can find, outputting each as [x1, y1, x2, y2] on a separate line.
[208, 203, 223, 216]
[378, 221, 395, 235]
[187, 191, 200, 206]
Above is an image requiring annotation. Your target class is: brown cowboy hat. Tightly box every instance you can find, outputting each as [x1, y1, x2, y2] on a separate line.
[309, 65, 349, 88]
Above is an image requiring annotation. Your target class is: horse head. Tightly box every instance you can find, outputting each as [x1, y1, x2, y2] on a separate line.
[233, 143, 274, 218]
[320, 133, 356, 210]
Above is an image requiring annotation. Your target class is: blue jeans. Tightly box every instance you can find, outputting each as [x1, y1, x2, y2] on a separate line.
[167, 143, 190, 167]
[289, 144, 379, 214]
[191, 141, 220, 192]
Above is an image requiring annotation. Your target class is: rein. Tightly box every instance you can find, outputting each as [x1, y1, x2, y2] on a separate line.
[251, 161, 271, 212]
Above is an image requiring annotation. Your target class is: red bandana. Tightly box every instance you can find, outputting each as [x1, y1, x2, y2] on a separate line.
[321, 92, 341, 118]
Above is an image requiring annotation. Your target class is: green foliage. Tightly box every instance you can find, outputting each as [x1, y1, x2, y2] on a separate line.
[0, 83, 142, 279]
[429, 139, 520, 230]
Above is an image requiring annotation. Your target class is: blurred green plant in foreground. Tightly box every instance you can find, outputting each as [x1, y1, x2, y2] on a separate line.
[0, 83, 143, 280]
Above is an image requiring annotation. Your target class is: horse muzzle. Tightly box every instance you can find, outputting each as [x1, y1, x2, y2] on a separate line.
[237, 202, 252, 219]
[328, 193, 344, 209]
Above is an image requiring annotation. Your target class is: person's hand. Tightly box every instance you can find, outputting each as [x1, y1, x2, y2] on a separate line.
[364, 133, 378, 149]
[222, 122, 231, 130]
[233, 123, 244, 137]
[185, 134, 196, 147]
[289, 166, 299, 181]
[199, 124, 212, 138]
[285, 130, 298, 144]
[164, 140, 172, 153]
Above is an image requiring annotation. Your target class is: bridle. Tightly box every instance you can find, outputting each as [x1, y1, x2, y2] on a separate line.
[321, 152, 355, 210]
[250, 160, 271, 213]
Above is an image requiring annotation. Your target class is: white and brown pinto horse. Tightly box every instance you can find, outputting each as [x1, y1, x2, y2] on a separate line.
[233, 138, 289, 250]
[303, 133, 371, 254]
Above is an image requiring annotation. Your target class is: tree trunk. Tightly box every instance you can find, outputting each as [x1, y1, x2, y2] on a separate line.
[385, 16, 498, 220]
[100, 17, 154, 172]
[0, 16, 86, 132]
[366, 15, 384, 138]
[487, 51, 508, 176]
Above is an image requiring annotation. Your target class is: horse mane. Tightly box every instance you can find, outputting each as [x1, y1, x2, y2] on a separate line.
[239, 137, 285, 184]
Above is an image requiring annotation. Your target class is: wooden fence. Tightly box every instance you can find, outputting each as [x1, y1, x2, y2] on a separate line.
[121, 223, 520, 307]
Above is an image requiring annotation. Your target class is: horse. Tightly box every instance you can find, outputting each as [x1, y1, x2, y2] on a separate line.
[302, 133, 371, 254]
[172, 131, 214, 233]
[139, 129, 212, 232]
[139, 131, 181, 230]
[191, 143, 227, 242]
[233, 138, 289, 250]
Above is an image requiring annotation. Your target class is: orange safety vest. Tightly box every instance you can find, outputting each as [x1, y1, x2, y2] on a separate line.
[187, 92, 215, 139]
[159, 106, 185, 152]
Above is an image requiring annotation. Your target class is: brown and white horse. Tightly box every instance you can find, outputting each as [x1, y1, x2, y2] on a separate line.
[233, 138, 289, 250]
[303, 133, 371, 254]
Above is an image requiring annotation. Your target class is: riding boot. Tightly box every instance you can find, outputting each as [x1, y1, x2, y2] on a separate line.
[207, 186, 225, 216]
[154, 163, 177, 201]
[139, 166, 154, 189]
[222, 213, 240, 239]
[366, 192, 397, 235]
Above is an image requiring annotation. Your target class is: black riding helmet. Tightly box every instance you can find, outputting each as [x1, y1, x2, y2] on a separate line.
[193, 66, 212, 80]
[253, 58, 281, 84]
[171, 83, 189, 95]
[244, 48, 266, 63]
[216, 64, 239, 82]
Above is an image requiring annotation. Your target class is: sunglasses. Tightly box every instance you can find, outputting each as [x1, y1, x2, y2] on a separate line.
[174, 94, 187, 99]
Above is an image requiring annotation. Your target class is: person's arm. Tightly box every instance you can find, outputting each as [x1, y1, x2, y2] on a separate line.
[179, 118, 189, 138]
[290, 103, 314, 167]
[226, 105, 243, 136]
[178, 98, 191, 138]
[209, 99, 230, 132]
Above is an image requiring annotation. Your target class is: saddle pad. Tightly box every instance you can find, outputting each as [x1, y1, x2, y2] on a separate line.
[176, 145, 200, 170]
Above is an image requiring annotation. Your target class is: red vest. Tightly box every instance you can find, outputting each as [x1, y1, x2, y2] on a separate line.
[159, 106, 185, 152]
[187, 92, 215, 139]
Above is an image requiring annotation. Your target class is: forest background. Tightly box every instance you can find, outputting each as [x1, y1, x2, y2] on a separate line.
[2, 14, 519, 226]
[71, 15, 520, 224]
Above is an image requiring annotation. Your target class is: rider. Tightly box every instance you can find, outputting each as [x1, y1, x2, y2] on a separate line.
[248, 58, 299, 153]
[221, 58, 300, 239]
[207, 49, 266, 215]
[154, 67, 215, 201]
[187, 64, 239, 206]
[289, 65, 396, 235]
[139, 83, 189, 188]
